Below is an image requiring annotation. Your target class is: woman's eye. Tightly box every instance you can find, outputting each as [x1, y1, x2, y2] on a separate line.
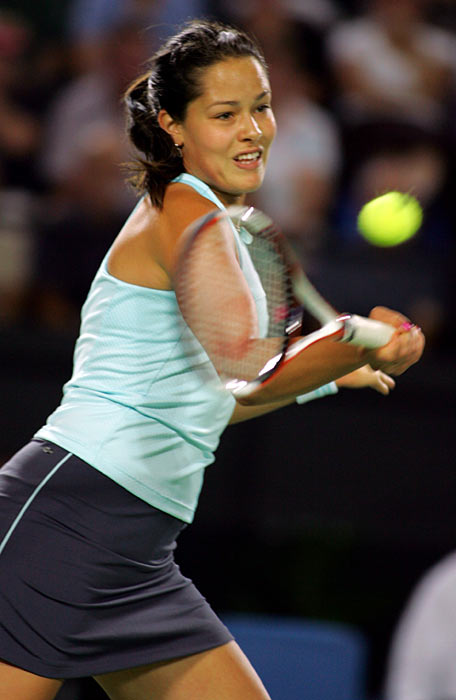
[256, 104, 271, 113]
[216, 112, 234, 120]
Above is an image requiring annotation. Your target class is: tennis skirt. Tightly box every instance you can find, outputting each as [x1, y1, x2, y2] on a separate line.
[0, 439, 232, 679]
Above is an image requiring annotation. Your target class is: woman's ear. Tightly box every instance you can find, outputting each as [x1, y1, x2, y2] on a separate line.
[158, 109, 183, 144]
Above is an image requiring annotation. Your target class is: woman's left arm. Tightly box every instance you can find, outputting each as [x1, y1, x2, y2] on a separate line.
[230, 365, 395, 423]
[335, 365, 395, 395]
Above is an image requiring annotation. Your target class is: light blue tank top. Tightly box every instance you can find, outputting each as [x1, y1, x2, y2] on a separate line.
[35, 174, 268, 523]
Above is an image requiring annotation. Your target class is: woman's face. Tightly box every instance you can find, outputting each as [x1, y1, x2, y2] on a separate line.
[174, 56, 276, 205]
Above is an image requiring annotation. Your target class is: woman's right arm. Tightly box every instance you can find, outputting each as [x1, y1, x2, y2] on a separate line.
[235, 307, 424, 406]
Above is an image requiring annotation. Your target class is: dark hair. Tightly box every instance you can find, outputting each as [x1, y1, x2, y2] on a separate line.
[124, 19, 267, 207]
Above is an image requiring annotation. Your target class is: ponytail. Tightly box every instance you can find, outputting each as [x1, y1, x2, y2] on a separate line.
[124, 74, 183, 208]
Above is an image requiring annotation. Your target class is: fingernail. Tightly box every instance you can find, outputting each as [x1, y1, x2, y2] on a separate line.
[400, 322, 414, 331]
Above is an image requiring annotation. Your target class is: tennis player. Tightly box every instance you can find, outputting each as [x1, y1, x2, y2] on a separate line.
[0, 20, 424, 700]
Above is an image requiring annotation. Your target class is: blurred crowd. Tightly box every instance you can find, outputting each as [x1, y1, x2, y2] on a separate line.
[0, 0, 455, 347]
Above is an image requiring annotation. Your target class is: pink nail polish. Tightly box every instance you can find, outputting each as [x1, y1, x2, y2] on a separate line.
[400, 322, 414, 331]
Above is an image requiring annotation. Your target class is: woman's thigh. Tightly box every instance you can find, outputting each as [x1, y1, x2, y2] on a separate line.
[95, 641, 271, 700]
[0, 659, 63, 700]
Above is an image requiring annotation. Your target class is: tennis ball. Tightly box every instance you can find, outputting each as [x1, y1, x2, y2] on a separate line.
[357, 191, 423, 247]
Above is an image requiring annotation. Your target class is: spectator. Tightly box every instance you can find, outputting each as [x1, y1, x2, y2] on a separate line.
[322, 0, 455, 347]
[66, 0, 210, 72]
[230, 1, 342, 256]
[39, 19, 149, 209]
[0, 11, 41, 190]
[326, 0, 455, 234]
[384, 551, 456, 700]
[33, 124, 129, 330]
[327, 0, 456, 131]
[0, 12, 40, 324]
[0, 189, 34, 324]
[253, 44, 341, 256]
[227, 0, 340, 35]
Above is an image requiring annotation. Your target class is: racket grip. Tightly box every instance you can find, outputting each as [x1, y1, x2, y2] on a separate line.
[341, 314, 395, 349]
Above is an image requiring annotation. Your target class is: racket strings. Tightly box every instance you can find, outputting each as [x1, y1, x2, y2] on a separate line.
[176, 214, 298, 385]
[246, 224, 299, 337]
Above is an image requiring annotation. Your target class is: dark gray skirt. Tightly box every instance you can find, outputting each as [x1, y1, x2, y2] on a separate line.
[0, 440, 232, 679]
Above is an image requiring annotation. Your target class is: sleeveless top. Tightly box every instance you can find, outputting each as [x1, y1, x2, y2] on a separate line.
[35, 174, 269, 522]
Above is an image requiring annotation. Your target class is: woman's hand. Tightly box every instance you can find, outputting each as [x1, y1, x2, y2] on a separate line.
[336, 365, 396, 395]
[365, 306, 425, 376]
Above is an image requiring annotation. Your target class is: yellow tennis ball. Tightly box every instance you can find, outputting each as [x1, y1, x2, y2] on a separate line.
[357, 191, 423, 247]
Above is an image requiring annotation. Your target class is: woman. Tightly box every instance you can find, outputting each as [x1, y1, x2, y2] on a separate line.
[0, 20, 424, 700]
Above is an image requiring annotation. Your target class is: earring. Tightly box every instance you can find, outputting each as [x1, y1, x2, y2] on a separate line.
[174, 143, 183, 158]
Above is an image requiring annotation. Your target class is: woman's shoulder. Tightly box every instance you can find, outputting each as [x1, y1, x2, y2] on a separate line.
[161, 180, 219, 234]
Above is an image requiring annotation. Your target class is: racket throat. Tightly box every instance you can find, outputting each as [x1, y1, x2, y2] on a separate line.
[338, 314, 357, 344]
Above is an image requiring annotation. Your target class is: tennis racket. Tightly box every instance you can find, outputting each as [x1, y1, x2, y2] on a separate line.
[175, 205, 395, 400]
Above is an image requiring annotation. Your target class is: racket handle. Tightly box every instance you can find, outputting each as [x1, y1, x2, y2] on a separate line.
[341, 314, 395, 349]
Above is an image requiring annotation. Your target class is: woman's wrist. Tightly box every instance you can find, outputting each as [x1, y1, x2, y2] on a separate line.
[296, 382, 338, 405]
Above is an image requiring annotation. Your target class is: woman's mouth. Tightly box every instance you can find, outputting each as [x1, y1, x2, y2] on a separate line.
[233, 151, 262, 169]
